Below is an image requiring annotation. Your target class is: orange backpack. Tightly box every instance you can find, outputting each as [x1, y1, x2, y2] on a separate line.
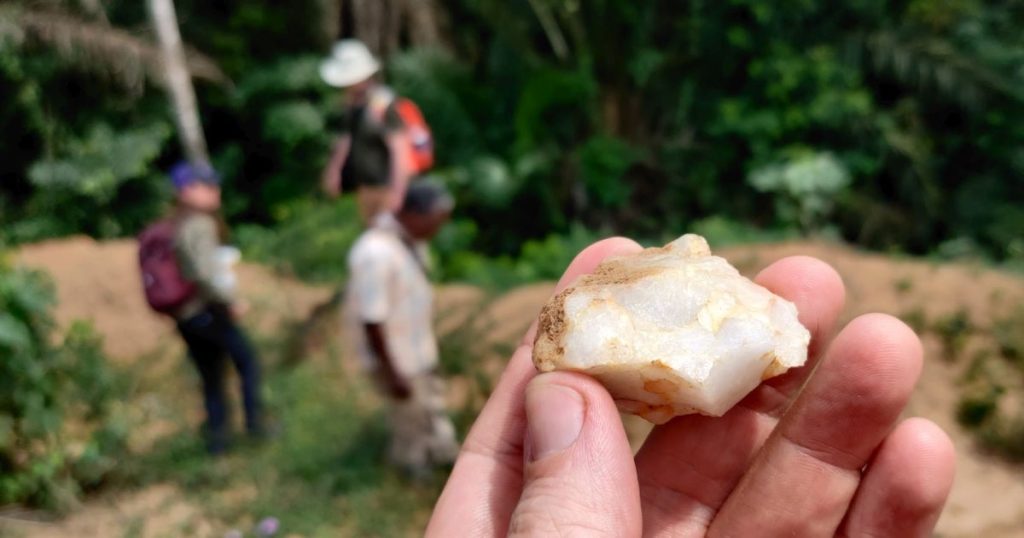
[367, 88, 435, 175]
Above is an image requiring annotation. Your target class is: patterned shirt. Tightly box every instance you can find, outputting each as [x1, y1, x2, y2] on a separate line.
[345, 213, 438, 379]
[173, 211, 235, 319]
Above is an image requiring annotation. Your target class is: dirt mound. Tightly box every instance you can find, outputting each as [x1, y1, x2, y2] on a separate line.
[10, 236, 1024, 537]
[14, 236, 333, 361]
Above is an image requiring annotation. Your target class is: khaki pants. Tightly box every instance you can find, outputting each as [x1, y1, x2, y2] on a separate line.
[384, 373, 460, 473]
[356, 185, 391, 225]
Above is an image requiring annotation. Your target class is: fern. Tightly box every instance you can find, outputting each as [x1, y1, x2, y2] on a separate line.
[859, 29, 1024, 108]
[0, 256, 126, 510]
[0, 3, 229, 93]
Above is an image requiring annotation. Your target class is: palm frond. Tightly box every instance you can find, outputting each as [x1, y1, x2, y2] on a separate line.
[860, 30, 1024, 108]
[0, 4, 230, 93]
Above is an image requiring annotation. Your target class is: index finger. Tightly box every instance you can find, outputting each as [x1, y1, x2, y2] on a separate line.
[427, 237, 643, 537]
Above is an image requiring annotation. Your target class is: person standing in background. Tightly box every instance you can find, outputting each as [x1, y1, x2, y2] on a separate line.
[141, 162, 266, 454]
[319, 39, 415, 224]
[345, 180, 460, 479]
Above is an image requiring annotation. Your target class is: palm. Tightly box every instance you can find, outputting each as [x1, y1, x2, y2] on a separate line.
[428, 238, 954, 537]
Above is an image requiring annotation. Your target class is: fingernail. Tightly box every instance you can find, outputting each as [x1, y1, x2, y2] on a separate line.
[526, 377, 584, 462]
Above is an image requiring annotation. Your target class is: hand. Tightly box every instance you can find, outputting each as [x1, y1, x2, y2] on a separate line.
[322, 137, 350, 199]
[322, 172, 341, 198]
[428, 238, 956, 537]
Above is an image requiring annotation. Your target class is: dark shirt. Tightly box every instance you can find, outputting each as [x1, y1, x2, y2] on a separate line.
[329, 89, 404, 189]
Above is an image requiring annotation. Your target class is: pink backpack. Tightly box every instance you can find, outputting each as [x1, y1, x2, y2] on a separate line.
[138, 219, 197, 315]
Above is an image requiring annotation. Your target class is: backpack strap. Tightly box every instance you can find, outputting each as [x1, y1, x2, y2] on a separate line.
[364, 86, 398, 126]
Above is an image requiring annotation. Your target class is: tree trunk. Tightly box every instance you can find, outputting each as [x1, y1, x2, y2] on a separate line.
[527, 0, 569, 61]
[384, 0, 402, 57]
[317, 0, 342, 47]
[79, 0, 110, 24]
[352, 0, 385, 56]
[147, 0, 209, 165]
[338, 0, 444, 57]
[404, 0, 442, 48]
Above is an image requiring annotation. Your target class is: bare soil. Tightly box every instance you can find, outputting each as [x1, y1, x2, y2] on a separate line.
[3, 236, 1023, 537]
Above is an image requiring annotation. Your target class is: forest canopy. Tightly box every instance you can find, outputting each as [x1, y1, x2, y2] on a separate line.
[2, 0, 1023, 269]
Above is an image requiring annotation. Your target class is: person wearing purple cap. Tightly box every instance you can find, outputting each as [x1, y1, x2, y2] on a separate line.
[163, 161, 266, 454]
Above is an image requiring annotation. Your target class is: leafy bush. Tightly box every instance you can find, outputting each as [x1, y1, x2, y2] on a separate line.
[956, 307, 1024, 462]
[689, 216, 797, 248]
[437, 224, 607, 289]
[0, 255, 127, 510]
[900, 307, 929, 334]
[235, 198, 362, 284]
[994, 305, 1024, 364]
[957, 387, 1002, 428]
[236, 194, 608, 291]
[4, 0, 1024, 267]
[748, 151, 851, 233]
[932, 308, 973, 361]
[577, 136, 638, 209]
[6, 122, 172, 243]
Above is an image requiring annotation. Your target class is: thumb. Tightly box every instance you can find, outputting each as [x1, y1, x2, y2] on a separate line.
[508, 372, 641, 537]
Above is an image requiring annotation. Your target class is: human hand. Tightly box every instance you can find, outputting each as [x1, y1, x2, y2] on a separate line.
[427, 238, 955, 537]
[321, 137, 349, 199]
[322, 170, 342, 198]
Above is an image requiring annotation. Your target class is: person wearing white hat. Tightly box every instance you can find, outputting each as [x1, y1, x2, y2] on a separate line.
[319, 39, 414, 224]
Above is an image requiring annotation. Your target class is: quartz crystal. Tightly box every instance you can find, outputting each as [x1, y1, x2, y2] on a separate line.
[533, 234, 811, 424]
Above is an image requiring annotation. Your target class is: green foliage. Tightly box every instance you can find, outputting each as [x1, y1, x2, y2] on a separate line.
[437, 224, 607, 289]
[931, 308, 973, 361]
[748, 152, 851, 233]
[262, 101, 326, 151]
[3, 0, 1024, 267]
[223, 54, 335, 221]
[134, 361, 441, 536]
[900, 307, 929, 334]
[689, 216, 797, 248]
[0, 256, 127, 510]
[578, 136, 637, 209]
[7, 122, 171, 242]
[993, 305, 1024, 364]
[388, 48, 487, 166]
[893, 276, 914, 294]
[956, 386, 1002, 428]
[955, 306, 1024, 462]
[442, 156, 525, 208]
[235, 199, 362, 284]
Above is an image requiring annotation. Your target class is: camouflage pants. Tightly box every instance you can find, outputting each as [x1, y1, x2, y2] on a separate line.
[386, 373, 460, 473]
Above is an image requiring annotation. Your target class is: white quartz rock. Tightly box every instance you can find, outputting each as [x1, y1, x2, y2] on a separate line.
[533, 234, 810, 424]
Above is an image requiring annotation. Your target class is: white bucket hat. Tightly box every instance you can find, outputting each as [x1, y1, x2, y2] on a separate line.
[320, 39, 381, 88]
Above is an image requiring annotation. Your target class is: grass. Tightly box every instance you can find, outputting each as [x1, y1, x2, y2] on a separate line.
[900, 306, 929, 334]
[123, 360, 450, 537]
[955, 305, 1024, 462]
[97, 290, 514, 538]
[932, 308, 973, 362]
[893, 276, 914, 294]
[994, 305, 1024, 364]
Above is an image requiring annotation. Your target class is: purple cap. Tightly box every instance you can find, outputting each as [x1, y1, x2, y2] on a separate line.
[170, 161, 220, 191]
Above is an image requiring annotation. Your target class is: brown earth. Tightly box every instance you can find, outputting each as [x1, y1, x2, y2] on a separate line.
[2, 236, 1023, 537]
